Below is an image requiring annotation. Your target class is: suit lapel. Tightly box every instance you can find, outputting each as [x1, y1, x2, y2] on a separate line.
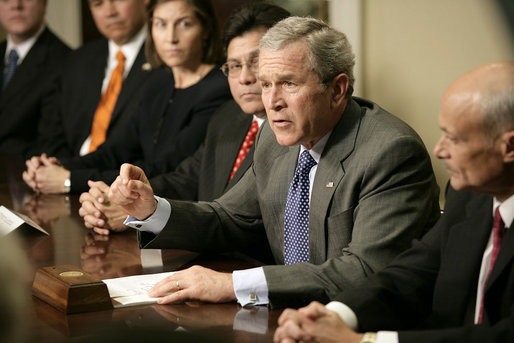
[309, 99, 363, 264]
[266, 127, 298, 263]
[437, 194, 493, 324]
[486, 216, 514, 292]
[224, 111, 253, 190]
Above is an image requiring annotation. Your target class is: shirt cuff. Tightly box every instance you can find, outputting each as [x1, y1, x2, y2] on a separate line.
[233, 267, 269, 306]
[325, 301, 358, 330]
[325, 302, 398, 343]
[124, 196, 170, 235]
[376, 331, 399, 343]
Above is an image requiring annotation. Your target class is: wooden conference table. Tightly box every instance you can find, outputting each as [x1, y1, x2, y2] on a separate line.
[0, 157, 280, 342]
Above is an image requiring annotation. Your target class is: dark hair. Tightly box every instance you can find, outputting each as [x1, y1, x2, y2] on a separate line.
[146, 0, 223, 68]
[222, 2, 290, 55]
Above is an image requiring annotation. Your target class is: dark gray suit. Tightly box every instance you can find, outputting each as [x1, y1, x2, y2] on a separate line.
[0, 27, 70, 157]
[140, 97, 441, 308]
[149, 100, 254, 201]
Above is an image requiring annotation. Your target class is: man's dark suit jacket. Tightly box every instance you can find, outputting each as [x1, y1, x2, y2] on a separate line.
[38, 37, 151, 159]
[139, 97, 441, 308]
[0, 28, 70, 157]
[149, 100, 254, 201]
[338, 186, 513, 342]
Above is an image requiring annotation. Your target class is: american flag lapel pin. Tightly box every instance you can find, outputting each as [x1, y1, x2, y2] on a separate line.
[326, 181, 334, 188]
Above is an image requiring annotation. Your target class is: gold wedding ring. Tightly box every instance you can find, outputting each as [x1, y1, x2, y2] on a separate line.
[176, 280, 180, 290]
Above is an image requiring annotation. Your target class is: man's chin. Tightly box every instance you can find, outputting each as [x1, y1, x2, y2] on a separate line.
[239, 103, 264, 115]
[449, 178, 470, 192]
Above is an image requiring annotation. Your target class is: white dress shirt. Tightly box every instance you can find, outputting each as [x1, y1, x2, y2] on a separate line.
[327, 193, 514, 343]
[79, 26, 147, 155]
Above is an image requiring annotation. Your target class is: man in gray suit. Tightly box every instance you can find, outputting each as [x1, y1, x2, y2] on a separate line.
[108, 17, 440, 309]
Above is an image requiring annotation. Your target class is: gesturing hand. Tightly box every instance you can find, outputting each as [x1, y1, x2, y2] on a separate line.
[108, 163, 157, 220]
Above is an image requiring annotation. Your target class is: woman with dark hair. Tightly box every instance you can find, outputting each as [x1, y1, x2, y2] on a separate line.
[24, 0, 231, 194]
[146, 0, 222, 69]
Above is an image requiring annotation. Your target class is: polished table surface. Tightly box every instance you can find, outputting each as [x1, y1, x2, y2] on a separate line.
[0, 157, 280, 342]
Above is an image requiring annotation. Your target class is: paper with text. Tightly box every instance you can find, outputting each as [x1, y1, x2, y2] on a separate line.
[103, 271, 176, 308]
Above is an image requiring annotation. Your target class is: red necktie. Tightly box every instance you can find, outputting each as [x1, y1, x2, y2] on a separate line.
[229, 120, 259, 181]
[477, 207, 505, 323]
[89, 51, 126, 152]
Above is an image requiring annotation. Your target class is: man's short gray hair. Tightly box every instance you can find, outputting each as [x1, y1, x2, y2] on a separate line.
[260, 16, 355, 93]
[481, 87, 514, 142]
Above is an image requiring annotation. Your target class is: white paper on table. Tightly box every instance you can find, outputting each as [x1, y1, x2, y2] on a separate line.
[0, 205, 49, 236]
[103, 271, 176, 308]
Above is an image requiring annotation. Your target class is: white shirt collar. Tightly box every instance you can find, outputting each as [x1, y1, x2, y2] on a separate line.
[107, 26, 147, 77]
[253, 115, 265, 128]
[493, 194, 514, 229]
[299, 130, 333, 164]
[5, 25, 45, 65]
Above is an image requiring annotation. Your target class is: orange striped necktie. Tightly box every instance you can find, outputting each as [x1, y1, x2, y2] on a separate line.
[89, 50, 126, 153]
[229, 120, 259, 181]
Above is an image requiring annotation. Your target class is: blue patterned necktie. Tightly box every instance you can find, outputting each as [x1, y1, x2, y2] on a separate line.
[284, 150, 317, 265]
[3, 49, 19, 90]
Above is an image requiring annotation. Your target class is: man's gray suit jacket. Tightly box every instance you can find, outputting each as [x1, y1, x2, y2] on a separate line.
[139, 97, 441, 308]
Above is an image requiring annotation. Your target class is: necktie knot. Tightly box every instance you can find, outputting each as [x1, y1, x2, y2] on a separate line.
[116, 50, 126, 64]
[8, 49, 19, 63]
[493, 207, 505, 236]
[297, 150, 317, 176]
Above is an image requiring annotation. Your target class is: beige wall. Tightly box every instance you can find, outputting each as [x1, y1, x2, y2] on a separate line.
[46, 0, 82, 48]
[358, 0, 514, 204]
[0, 0, 81, 47]
[3, 0, 512, 204]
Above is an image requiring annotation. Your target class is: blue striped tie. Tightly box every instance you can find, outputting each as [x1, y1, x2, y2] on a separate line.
[3, 49, 19, 90]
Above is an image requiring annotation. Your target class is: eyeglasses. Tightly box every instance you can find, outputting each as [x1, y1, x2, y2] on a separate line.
[220, 57, 259, 78]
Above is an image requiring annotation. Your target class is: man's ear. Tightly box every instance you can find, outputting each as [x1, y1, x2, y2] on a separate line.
[502, 130, 514, 163]
[330, 73, 350, 108]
